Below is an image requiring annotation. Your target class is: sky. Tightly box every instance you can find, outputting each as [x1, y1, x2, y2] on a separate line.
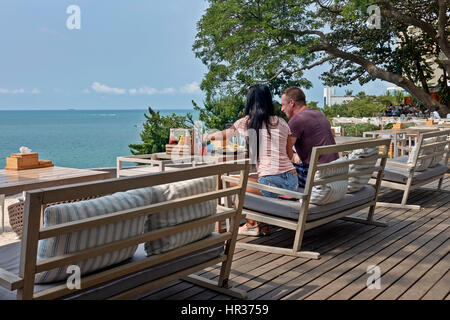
[0, 0, 393, 110]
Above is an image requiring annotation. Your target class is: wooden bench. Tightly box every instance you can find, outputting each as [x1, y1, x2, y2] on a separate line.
[222, 139, 391, 259]
[369, 129, 450, 210]
[0, 161, 249, 300]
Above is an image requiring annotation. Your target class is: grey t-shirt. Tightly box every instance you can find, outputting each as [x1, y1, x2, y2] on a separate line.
[288, 108, 338, 166]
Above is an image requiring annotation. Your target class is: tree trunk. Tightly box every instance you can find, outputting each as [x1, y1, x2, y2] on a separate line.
[324, 45, 450, 114]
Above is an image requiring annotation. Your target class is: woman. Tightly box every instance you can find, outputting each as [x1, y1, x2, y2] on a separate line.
[207, 84, 297, 236]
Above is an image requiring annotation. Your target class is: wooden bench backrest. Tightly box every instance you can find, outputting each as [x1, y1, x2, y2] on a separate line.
[411, 129, 450, 166]
[18, 161, 249, 299]
[296, 139, 391, 230]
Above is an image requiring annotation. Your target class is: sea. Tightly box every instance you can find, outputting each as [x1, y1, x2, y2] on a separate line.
[0, 109, 198, 169]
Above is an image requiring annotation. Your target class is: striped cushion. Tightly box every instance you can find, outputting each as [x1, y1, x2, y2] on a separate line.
[310, 157, 349, 205]
[35, 188, 152, 283]
[348, 148, 378, 193]
[144, 176, 217, 256]
[429, 135, 448, 168]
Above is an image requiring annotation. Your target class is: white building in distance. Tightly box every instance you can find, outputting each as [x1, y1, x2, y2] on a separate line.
[324, 88, 355, 107]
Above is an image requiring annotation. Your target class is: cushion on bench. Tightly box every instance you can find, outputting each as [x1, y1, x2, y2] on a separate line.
[429, 135, 447, 168]
[35, 187, 152, 284]
[380, 157, 447, 184]
[243, 185, 375, 222]
[408, 137, 434, 171]
[310, 157, 349, 205]
[0, 238, 224, 300]
[144, 176, 217, 256]
[348, 148, 378, 193]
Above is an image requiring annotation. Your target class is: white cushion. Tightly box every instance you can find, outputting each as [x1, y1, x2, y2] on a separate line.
[144, 176, 217, 256]
[310, 158, 349, 205]
[348, 148, 378, 193]
[429, 135, 448, 168]
[408, 137, 434, 171]
[36, 188, 152, 283]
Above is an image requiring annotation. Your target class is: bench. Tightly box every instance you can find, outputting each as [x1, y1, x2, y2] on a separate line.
[0, 161, 250, 300]
[222, 139, 391, 259]
[369, 129, 450, 210]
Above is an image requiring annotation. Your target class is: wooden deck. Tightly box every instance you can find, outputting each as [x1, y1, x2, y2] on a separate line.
[139, 176, 450, 300]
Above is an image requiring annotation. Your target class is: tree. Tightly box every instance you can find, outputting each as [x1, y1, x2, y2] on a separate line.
[191, 95, 291, 130]
[129, 107, 193, 155]
[194, 0, 450, 113]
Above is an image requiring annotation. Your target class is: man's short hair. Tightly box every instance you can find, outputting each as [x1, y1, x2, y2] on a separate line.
[282, 87, 306, 106]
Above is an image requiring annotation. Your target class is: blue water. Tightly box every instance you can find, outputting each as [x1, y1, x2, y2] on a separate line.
[0, 109, 198, 169]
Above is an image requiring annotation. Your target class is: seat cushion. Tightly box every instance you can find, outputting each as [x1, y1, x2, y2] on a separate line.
[243, 185, 376, 222]
[310, 157, 349, 205]
[36, 187, 153, 284]
[381, 159, 447, 184]
[0, 237, 224, 300]
[144, 176, 217, 256]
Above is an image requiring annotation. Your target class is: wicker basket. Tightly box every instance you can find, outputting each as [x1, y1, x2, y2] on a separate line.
[7, 195, 101, 239]
[7, 201, 25, 238]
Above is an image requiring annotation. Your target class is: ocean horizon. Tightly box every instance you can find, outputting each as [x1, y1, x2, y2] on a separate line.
[0, 109, 198, 169]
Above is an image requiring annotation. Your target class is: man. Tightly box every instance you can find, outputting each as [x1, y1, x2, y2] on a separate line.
[281, 87, 338, 188]
[431, 107, 441, 120]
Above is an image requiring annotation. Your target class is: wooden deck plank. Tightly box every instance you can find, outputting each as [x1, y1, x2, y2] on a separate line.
[421, 270, 450, 300]
[251, 190, 445, 300]
[140, 176, 450, 300]
[399, 253, 450, 300]
[300, 196, 450, 300]
[168, 188, 440, 300]
[375, 238, 450, 300]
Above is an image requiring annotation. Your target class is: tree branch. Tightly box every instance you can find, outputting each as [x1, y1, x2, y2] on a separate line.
[264, 56, 336, 82]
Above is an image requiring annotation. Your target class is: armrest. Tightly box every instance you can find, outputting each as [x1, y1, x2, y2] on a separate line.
[221, 176, 306, 199]
[386, 159, 414, 169]
[0, 268, 23, 291]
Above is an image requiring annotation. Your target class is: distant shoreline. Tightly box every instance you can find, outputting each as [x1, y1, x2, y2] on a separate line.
[0, 108, 196, 111]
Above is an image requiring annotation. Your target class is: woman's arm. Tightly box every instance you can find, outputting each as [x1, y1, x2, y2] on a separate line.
[206, 126, 237, 143]
[286, 134, 295, 160]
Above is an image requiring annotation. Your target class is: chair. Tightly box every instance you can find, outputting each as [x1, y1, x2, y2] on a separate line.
[369, 129, 450, 210]
[222, 139, 391, 259]
[0, 161, 250, 300]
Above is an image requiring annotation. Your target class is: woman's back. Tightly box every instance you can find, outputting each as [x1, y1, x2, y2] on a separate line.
[233, 115, 294, 177]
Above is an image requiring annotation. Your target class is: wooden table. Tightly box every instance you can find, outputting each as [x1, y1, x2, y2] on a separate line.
[0, 166, 110, 233]
[334, 136, 372, 144]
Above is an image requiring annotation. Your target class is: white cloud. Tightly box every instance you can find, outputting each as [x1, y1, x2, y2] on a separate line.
[0, 88, 40, 94]
[180, 82, 201, 94]
[91, 82, 126, 95]
[82, 89, 90, 94]
[129, 86, 175, 95]
[160, 87, 176, 94]
[12, 88, 25, 94]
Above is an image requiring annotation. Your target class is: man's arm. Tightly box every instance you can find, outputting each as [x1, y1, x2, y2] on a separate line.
[287, 135, 300, 164]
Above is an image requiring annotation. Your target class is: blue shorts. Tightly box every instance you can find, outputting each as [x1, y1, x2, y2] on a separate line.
[258, 170, 298, 198]
[293, 162, 309, 189]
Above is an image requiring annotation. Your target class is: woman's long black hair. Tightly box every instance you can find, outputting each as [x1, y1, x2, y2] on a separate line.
[244, 84, 277, 160]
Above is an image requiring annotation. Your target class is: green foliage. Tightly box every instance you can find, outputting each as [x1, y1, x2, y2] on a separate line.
[194, 0, 448, 111]
[192, 96, 246, 131]
[341, 123, 380, 137]
[192, 95, 291, 131]
[129, 107, 193, 155]
[322, 93, 396, 119]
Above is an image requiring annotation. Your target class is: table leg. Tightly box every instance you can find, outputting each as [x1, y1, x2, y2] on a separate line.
[0, 194, 5, 234]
